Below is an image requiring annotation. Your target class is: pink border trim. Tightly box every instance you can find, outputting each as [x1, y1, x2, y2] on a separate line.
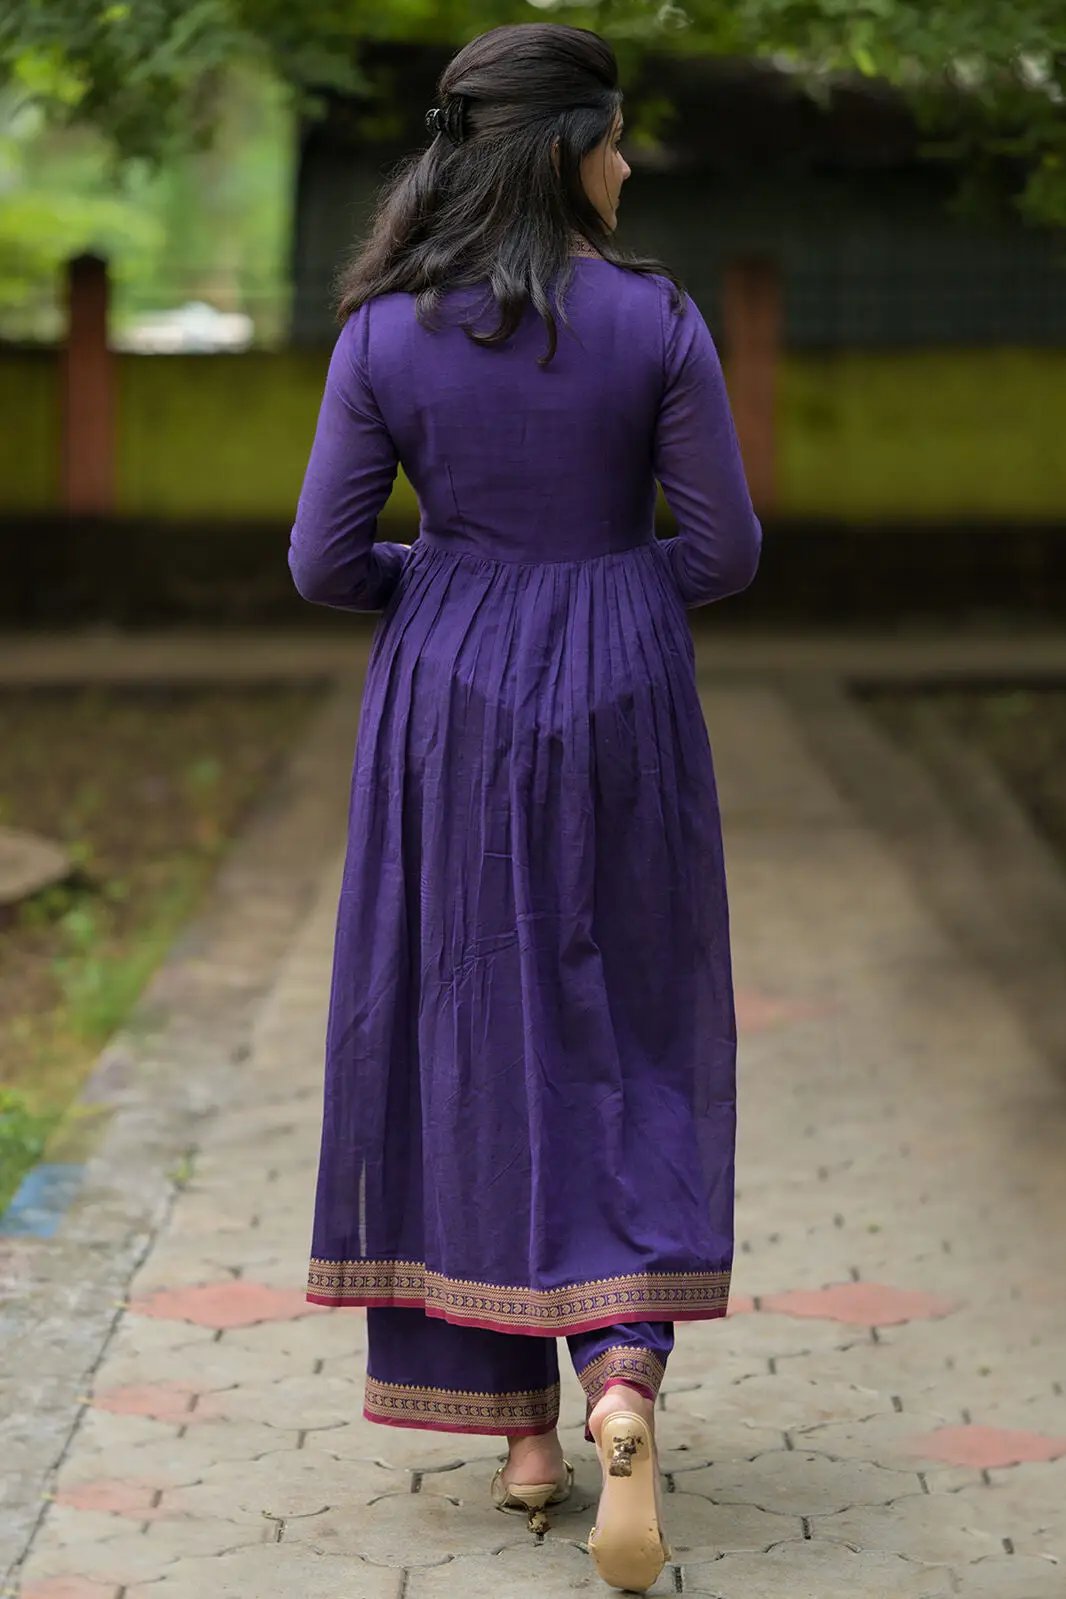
[601, 1376, 657, 1402]
[308, 1294, 728, 1336]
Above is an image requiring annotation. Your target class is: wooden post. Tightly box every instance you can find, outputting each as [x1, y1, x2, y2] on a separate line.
[61, 253, 116, 515]
[721, 256, 782, 516]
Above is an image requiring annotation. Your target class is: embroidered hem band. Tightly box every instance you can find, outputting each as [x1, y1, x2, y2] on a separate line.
[363, 1374, 561, 1435]
[308, 1257, 730, 1331]
[576, 1344, 667, 1409]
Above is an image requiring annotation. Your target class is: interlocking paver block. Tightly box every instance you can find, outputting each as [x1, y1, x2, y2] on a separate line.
[28, 1519, 269, 1583]
[122, 1546, 405, 1597]
[760, 1282, 958, 1326]
[404, 1540, 608, 1596]
[194, 1373, 361, 1431]
[8, 672, 1066, 1596]
[678, 1449, 922, 1515]
[293, 1490, 543, 1565]
[684, 1540, 954, 1597]
[810, 1491, 1007, 1564]
[19, 1581, 122, 1599]
[301, 1416, 481, 1471]
[947, 1555, 1064, 1598]
[52, 1480, 167, 1519]
[687, 1371, 893, 1432]
[168, 1451, 407, 1522]
[88, 1383, 200, 1423]
[128, 1281, 326, 1330]
[902, 1424, 1066, 1470]
[735, 986, 838, 1032]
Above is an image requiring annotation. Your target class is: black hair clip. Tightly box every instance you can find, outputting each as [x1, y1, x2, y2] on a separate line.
[425, 95, 466, 146]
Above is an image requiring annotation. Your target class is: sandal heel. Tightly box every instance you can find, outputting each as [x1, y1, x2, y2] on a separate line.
[490, 1461, 574, 1534]
[587, 1412, 668, 1593]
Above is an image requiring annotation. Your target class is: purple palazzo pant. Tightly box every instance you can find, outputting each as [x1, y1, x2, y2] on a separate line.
[365, 1308, 673, 1438]
[289, 260, 761, 1429]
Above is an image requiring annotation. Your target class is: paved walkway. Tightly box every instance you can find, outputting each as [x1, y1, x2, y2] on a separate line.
[2, 635, 1065, 1597]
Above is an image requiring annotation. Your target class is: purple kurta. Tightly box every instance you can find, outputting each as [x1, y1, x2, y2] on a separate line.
[290, 258, 761, 1336]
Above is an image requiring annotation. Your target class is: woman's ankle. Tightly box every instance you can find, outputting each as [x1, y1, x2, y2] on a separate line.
[588, 1382, 656, 1445]
[504, 1426, 565, 1478]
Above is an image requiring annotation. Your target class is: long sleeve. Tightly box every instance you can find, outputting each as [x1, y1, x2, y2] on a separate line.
[653, 286, 763, 608]
[288, 302, 411, 612]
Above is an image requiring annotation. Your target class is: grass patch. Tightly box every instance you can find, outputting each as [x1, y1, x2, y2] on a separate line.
[0, 681, 325, 1214]
[861, 683, 1066, 868]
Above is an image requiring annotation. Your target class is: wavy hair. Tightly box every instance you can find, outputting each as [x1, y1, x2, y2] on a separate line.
[334, 22, 683, 364]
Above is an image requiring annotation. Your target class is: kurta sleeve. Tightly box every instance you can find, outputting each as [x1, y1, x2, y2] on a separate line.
[653, 285, 763, 608]
[288, 302, 411, 612]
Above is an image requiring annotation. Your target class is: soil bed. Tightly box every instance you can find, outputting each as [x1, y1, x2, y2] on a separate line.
[0, 681, 324, 1212]
[860, 681, 1066, 868]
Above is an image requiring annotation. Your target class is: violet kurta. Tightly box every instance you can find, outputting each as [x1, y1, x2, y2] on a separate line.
[289, 257, 762, 1337]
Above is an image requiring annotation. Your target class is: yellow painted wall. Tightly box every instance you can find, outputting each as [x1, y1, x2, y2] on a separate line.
[778, 349, 1066, 521]
[3, 346, 1065, 522]
[0, 350, 60, 510]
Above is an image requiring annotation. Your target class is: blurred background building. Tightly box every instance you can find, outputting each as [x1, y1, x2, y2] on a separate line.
[1, 25, 1064, 626]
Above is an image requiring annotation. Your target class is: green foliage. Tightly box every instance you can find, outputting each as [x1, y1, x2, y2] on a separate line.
[0, 64, 293, 339]
[0, 2, 1064, 226]
[0, 1088, 61, 1213]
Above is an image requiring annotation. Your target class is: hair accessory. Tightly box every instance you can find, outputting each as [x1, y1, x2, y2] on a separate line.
[425, 94, 466, 146]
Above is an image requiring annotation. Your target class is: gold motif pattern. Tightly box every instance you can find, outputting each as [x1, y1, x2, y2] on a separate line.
[364, 1374, 560, 1433]
[577, 1344, 667, 1408]
[307, 1257, 730, 1330]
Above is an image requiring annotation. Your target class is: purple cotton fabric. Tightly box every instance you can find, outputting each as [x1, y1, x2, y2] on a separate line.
[364, 1307, 674, 1437]
[290, 258, 762, 1334]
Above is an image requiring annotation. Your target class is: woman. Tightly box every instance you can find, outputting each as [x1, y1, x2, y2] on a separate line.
[289, 20, 761, 1593]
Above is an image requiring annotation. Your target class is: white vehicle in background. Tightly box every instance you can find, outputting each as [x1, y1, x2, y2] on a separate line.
[114, 300, 254, 353]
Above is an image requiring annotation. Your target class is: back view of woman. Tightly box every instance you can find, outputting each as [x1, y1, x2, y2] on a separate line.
[289, 21, 761, 1593]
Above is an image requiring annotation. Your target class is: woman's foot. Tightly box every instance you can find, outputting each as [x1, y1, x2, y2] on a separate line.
[500, 1426, 567, 1490]
[587, 1385, 669, 1593]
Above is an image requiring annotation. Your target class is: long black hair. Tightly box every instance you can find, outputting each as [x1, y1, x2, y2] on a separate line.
[335, 22, 683, 363]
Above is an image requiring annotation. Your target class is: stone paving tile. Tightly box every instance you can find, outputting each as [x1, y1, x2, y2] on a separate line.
[685, 1371, 895, 1434]
[127, 1281, 325, 1330]
[794, 1410, 974, 1472]
[904, 1423, 1066, 1470]
[947, 1555, 1064, 1598]
[18, 1520, 269, 1588]
[684, 1540, 955, 1597]
[810, 1491, 1010, 1564]
[759, 1282, 959, 1327]
[193, 1372, 362, 1431]
[404, 1541, 640, 1595]
[300, 1417, 487, 1471]
[290, 1490, 557, 1565]
[676, 1449, 923, 1516]
[772, 1336, 1055, 1418]
[8, 669, 1066, 1599]
[643, 1405, 785, 1468]
[121, 1547, 405, 1598]
[84, 1383, 202, 1424]
[19, 1581, 122, 1599]
[165, 1451, 408, 1522]
[216, 1310, 366, 1363]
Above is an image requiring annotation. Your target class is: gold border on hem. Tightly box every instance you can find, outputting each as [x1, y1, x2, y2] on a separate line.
[576, 1343, 667, 1408]
[364, 1374, 560, 1430]
[308, 1257, 730, 1327]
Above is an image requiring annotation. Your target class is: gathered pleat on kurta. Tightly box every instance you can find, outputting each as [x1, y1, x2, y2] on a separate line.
[291, 258, 762, 1335]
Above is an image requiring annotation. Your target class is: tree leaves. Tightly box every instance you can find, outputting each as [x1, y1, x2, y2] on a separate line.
[1, 0, 1063, 226]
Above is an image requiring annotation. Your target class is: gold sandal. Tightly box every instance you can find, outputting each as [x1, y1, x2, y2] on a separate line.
[490, 1458, 574, 1533]
[587, 1411, 671, 1592]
